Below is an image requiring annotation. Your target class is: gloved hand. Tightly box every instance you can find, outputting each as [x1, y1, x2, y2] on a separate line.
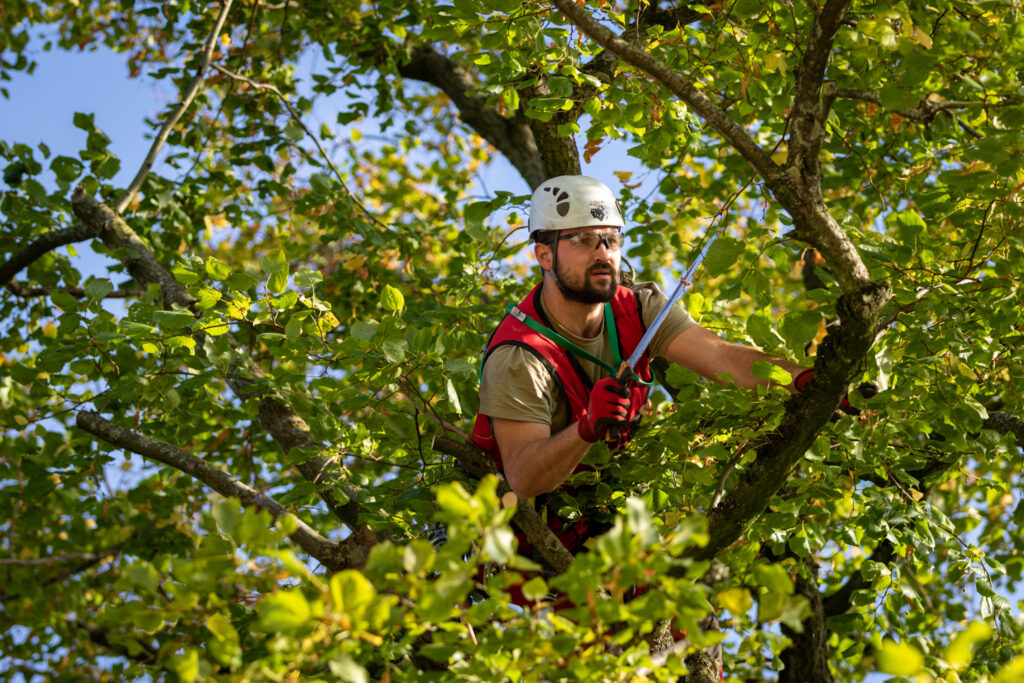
[578, 375, 630, 443]
[794, 369, 879, 420]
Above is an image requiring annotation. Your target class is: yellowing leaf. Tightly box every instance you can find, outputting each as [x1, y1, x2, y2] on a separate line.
[381, 284, 405, 312]
[771, 148, 788, 165]
[911, 27, 933, 49]
[717, 587, 753, 616]
[613, 171, 633, 183]
[343, 254, 367, 271]
[875, 638, 924, 676]
[764, 51, 787, 76]
[946, 621, 992, 669]
[220, 33, 231, 47]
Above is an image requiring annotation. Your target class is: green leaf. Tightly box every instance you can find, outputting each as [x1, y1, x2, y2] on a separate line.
[153, 310, 195, 331]
[256, 591, 312, 633]
[445, 377, 462, 414]
[382, 335, 407, 363]
[328, 654, 369, 683]
[205, 257, 232, 281]
[717, 587, 753, 616]
[310, 172, 332, 194]
[779, 309, 822, 351]
[50, 290, 80, 312]
[702, 236, 744, 276]
[294, 268, 323, 287]
[262, 248, 289, 294]
[83, 278, 113, 300]
[751, 360, 793, 385]
[380, 284, 405, 311]
[350, 320, 378, 340]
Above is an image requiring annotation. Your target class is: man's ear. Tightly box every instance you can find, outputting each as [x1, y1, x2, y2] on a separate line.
[534, 241, 553, 270]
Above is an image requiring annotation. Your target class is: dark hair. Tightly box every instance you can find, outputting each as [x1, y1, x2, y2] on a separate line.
[531, 229, 556, 244]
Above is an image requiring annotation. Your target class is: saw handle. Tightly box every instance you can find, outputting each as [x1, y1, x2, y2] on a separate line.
[604, 361, 634, 445]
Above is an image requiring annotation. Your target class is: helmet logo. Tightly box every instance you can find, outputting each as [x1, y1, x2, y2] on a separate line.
[544, 186, 571, 217]
[590, 204, 606, 221]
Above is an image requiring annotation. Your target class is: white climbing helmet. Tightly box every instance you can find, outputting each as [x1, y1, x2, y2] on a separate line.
[528, 175, 624, 237]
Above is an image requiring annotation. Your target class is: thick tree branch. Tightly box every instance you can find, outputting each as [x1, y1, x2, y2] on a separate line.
[70, 188, 195, 309]
[788, 0, 852, 185]
[70, 187, 367, 533]
[395, 46, 547, 188]
[779, 559, 835, 683]
[550, 0, 782, 191]
[822, 540, 895, 617]
[0, 223, 96, 286]
[75, 410, 364, 571]
[116, 0, 235, 213]
[4, 281, 144, 299]
[432, 436, 575, 573]
[552, 0, 877, 293]
[688, 282, 891, 562]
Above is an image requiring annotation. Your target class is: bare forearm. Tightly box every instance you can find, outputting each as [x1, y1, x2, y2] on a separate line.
[502, 424, 591, 499]
[715, 342, 805, 390]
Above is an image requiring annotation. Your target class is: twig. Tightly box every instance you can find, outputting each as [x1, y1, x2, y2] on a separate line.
[710, 440, 758, 509]
[396, 375, 471, 440]
[210, 64, 388, 231]
[116, 0, 235, 214]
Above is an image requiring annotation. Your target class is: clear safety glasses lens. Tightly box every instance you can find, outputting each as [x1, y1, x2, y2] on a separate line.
[560, 231, 623, 251]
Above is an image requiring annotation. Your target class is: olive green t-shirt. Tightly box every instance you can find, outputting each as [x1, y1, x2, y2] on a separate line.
[478, 282, 696, 433]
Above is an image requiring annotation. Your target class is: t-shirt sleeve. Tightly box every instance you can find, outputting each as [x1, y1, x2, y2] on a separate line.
[478, 344, 560, 425]
[632, 281, 698, 359]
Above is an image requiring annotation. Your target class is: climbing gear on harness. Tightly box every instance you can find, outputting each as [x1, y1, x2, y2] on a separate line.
[529, 175, 625, 237]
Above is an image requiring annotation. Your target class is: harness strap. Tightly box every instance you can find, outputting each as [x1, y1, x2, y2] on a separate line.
[505, 303, 655, 386]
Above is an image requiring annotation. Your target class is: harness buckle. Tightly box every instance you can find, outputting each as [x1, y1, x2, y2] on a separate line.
[509, 305, 528, 323]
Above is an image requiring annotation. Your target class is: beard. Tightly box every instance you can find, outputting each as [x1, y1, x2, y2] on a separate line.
[553, 260, 619, 304]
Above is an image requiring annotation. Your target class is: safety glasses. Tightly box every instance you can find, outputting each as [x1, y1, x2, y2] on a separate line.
[555, 230, 623, 251]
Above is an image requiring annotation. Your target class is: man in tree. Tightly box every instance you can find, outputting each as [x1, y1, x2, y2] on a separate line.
[472, 175, 810, 550]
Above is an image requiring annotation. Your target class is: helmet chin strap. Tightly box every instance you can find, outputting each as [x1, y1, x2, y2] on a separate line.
[542, 239, 561, 284]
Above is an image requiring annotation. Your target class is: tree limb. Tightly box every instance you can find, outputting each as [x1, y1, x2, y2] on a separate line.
[75, 410, 364, 571]
[432, 436, 574, 573]
[779, 558, 835, 683]
[116, 0, 235, 213]
[395, 46, 547, 188]
[551, 0, 877, 293]
[0, 223, 96, 286]
[70, 187, 367, 533]
[4, 281, 144, 299]
[70, 188, 195, 309]
[550, 0, 782, 192]
[788, 0, 853, 185]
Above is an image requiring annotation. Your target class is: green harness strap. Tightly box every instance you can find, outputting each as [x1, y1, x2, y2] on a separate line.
[477, 302, 654, 387]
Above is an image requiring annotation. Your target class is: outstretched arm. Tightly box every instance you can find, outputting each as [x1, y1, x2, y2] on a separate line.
[665, 324, 805, 390]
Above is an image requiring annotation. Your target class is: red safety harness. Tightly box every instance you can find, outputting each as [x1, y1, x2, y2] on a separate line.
[471, 283, 654, 557]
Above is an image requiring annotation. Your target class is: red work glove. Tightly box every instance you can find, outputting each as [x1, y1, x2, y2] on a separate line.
[794, 369, 879, 421]
[578, 375, 630, 443]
